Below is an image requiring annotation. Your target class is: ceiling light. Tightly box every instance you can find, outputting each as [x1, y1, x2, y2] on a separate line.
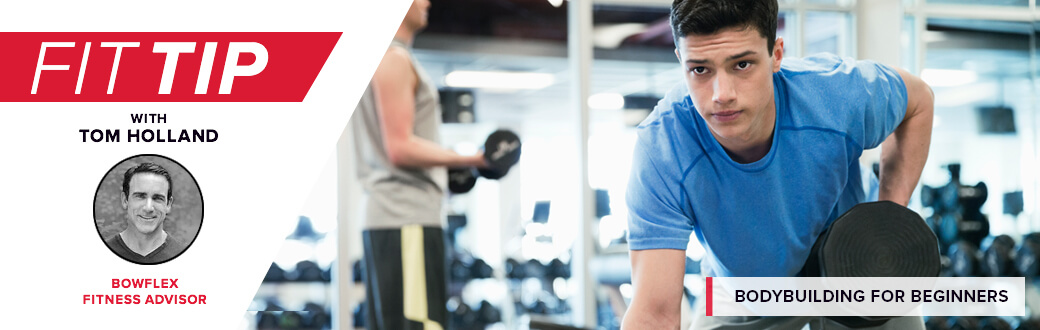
[445, 70, 554, 90]
[547, 0, 564, 8]
[588, 93, 624, 110]
[921, 69, 977, 87]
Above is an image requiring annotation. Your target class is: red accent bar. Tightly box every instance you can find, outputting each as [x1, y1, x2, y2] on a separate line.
[706, 276, 713, 316]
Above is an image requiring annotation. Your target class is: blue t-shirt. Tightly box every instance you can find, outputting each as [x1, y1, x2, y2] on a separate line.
[626, 54, 907, 277]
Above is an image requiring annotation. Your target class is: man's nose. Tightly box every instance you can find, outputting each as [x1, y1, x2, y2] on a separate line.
[143, 199, 155, 212]
[712, 72, 737, 105]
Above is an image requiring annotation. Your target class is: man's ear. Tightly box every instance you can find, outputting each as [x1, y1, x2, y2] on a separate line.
[772, 37, 784, 73]
[121, 193, 128, 209]
[675, 48, 682, 63]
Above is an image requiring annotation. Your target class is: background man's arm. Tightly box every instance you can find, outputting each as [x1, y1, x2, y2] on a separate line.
[621, 248, 687, 330]
[878, 68, 934, 206]
[372, 47, 486, 169]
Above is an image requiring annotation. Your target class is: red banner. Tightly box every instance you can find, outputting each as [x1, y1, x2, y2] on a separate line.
[0, 32, 341, 102]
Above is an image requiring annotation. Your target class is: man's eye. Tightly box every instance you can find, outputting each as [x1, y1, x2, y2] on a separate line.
[691, 67, 708, 75]
[736, 61, 751, 70]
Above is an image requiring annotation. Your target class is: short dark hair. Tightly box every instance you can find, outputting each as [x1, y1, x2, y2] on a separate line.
[122, 162, 173, 203]
[671, 0, 779, 53]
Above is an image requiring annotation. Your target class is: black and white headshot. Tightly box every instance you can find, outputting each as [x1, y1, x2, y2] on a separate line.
[94, 154, 203, 265]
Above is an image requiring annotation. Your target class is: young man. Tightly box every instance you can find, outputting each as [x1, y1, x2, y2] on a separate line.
[623, 0, 934, 329]
[105, 162, 186, 265]
[351, 0, 486, 328]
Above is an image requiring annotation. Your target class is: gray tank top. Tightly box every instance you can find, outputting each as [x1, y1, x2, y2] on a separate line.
[352, 40, 447, 229]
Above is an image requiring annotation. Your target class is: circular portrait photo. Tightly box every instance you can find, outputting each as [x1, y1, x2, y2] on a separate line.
[94, 154, 203, 265]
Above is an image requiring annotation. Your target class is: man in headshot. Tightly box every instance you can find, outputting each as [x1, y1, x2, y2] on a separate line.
[623, 0, 934, 329]
[105, 162, 186, 265]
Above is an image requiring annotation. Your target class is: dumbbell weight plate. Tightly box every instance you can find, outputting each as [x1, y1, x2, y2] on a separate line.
[478, 166, 509, 180]
[506, 258, 525, 279]
[982, 235, 1016, 277]
[470, 258, 493, 279]
[484, 130, 521, 173]
[448, 167, 478, 194]
[807, 201, 941, 277]
[477, 300, 502, 324]
[450, 259, 472, 282]
[524, 259, 546, 278]
[936, 214, 960, 249]
[1016, 239, 1040, 277]
[548, 258, 570, 279]
[948, 241, 980, 277]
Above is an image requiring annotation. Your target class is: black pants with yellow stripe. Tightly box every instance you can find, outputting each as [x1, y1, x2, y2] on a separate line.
[362, 225, 447, 330]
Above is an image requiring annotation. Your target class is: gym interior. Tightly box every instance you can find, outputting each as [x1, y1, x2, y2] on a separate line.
[244, 0, 1040, 329]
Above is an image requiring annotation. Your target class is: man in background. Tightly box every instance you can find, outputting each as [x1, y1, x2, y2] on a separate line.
[351, 0, 486, 328]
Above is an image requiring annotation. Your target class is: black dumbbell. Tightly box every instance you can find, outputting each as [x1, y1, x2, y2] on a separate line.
[801, 201, 940, 277]
[478, 166, 510, 180]
[524, 259, 546, 279]
[948, 241, 980, 277]
[547, 258, 571, 279]
[1016, 234, 1040, 277]
[982, 235, 1017, 277]
[352, 259, 364, 283]
[483, 129, 521, 174]
[264, 263, 285, 283]
[506, 258, 525, 279]
[935, 212, 990, 253]
[477, 300, 502, 324]
[447, 130, 521, 193]
[301, 302, 329, 329]
[294, 260, 324, 282]
[959, 182, 988, 211]
[921, 185, 939, 210]
[470, 258, 493, 279]
[448, 167, 479, 194]
[796, 201, 939, 328]
[451, 258, 472, 283]
[938, 182, 960, 213]
[451, 301, 477, 328]
[934, 213, 959, 251]
[528, 299, 550, 314]
[353, 302, 366, 329]
[258, 312, 281, 330]
[960, 216, 991, 248]
[278, 311, 302, 329]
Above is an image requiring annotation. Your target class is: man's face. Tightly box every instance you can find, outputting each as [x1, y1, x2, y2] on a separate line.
[676, 27, 783, 144]
[122, 173, 171, 236]
[404, 0, 431, 31]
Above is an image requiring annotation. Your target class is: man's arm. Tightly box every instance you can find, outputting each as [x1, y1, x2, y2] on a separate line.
[878, 68, 934, 206]
[621, 249, 687, 330]
[372, 47, 486, 169]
